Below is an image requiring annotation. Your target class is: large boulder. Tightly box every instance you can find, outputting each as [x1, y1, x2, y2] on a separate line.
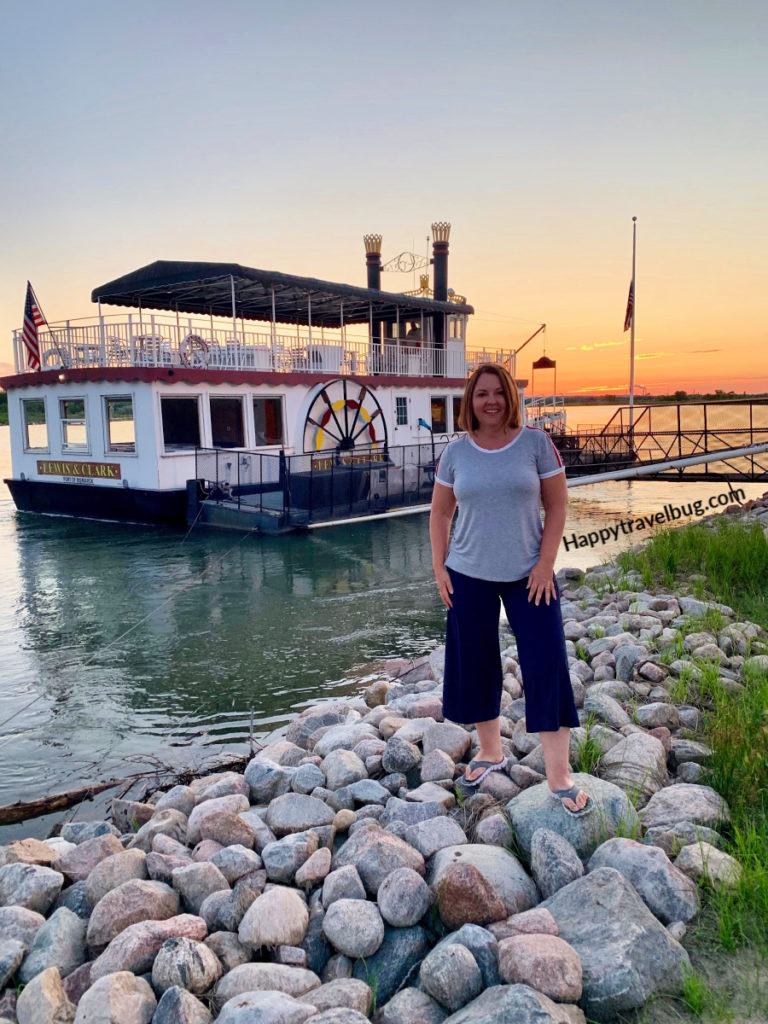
[238, 887, 309, 949]
[265, 795, 336, 837]
[506, 775, 640, 861]
[86, 880, 179, 950]
[332, 824, 425, 896]
[539, 867, 689, 1020]
[440, 984, 585, 1023]
[587, 838, 699, 924]
[599, 732, 668, 808]
[0, 863, 64, 915]
[639, 784, 730, 830]
[428, 845, 538, 918]
[17, 907, 86, 983]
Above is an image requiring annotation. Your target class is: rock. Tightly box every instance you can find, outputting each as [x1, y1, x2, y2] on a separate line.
[405, 782, 457, 808]
[90, 915, 207, 981]
[154, 785, 197, 818]
[110, 798, 156, 834]
[2, 837, 58, 866]
[307, 1009, 369, 1024]
[151, 936, 223, 995]
[432, 862, 507, 930]
[313, 724, 379, 758]
[404, 817, 468, 858]
[298, 978, 371, 1015]
[352, 925, 430, 1006]
[72, 970, 156, 1022]
[0, 939, 25, 988]
[635, 703, 680, 730]
[321, 750, 368, 791]
[238, 886, 309, 948]
[429, 844, 537, 919]
[530, 828, 584, 898]
[322, 898, 384, 958]
[642, 821, 724, 856]
[332, 779, 391, 810]
[322, 865, 367, 908]
[421, 749, 456, 782]
[0, 862, 63, 915]
[60, 821, 119, 845]
[51, 835, 122, 884]
[539, 867, 689, 1019]
[439, 984, 583, 1023]
[431, 924, 501, 989]
[216, 990, 315, 1023]
[381, 736, 422, 774]
[127, 810, 188, 853]
[375, 987, 448, 1024]
[266, 794, 336, 837]
[287, 705, 355, 747]
[582, 694, 631, 728]
[208, 845, 262, 885]
[613, 644, 647, 681]
[16, 967, 75, 1024]
[204, 931, 250, 972]
[488, 907, 558, 941]
[254, 742, 307, 768]
[332, 825, 425, 896]
[293, 764, 326, 795]
[498, 933, 582, 1002]
[506, 776, 640, 861]
[262, 830, 320, 884]
[295, 847, 332, 888]
[83, 849, 147, 908]
[18, 906, 86, 982]
[213, 963, 321, 1007]
[0, 905, 46, 947]
[172, 862, 230, 915]
[599, 732, 668, 807]
[420, 944, 483, 1012]
[381, 796, 446, 826]
[198, 812, 256, 850]
[376, 867, 431, 927]
[86, 879, 179, 951]
[587, 838, 699, 924]
[152, 986, 212, 1023]
[639, 783, 730, 829]
[186, 795, 250, 846]
[422, 722, 472, 762]
[638, 662, 668, 683]
[669, 738, 714, 769]
[745, 654, 768, 673]
[474, 813, 513, 847]
[244, 760, 295, 804]
[675, 842, 743, 890]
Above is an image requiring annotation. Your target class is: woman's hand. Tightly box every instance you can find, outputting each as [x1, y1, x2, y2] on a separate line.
[434, 566, 454, 609]
[527, 561, 557, 606]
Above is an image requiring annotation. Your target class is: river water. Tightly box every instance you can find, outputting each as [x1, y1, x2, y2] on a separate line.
[0, 414, 764, 841]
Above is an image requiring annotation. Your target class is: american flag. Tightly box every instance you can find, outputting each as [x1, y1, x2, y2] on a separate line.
[22, 282, 47, 370]
[623, 279, 634, 332]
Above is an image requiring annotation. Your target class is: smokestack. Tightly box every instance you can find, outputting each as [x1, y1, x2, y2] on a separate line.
[431, 222, 450, 350]
[363, 234, 382, 289]
[431, 221, 450, 302]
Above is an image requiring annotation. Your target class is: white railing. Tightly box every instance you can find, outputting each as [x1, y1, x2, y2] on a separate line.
[12, 314, 514, 380]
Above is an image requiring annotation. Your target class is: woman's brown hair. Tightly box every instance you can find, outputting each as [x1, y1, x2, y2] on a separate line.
[458, 362, 521, 432]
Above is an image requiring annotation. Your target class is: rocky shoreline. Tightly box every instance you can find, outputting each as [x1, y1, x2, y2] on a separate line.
[0, 496, 766, 1024]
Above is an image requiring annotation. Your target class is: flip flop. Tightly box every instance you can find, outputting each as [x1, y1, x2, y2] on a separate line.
[462, 756, 508, 787]
[550, 785, 592, 817]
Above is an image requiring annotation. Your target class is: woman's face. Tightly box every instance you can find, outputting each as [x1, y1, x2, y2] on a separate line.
[472, 372, 508, 430]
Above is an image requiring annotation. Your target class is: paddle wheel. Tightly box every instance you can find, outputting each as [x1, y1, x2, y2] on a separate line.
[303, 378, 387, 453]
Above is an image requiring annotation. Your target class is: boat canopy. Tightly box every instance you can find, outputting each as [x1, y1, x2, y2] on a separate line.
[92, 261, 473, 328]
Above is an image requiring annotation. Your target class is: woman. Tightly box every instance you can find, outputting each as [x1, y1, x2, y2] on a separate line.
[430, 363, 590, 816]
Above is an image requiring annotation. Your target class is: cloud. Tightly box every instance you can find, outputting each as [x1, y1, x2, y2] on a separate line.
[689, 348, 722, 354]
[635, 353, 670, 360]
[593, 341, 624, 349]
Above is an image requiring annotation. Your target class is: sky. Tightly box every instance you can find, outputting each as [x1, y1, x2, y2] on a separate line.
[1, 0, 766, 395]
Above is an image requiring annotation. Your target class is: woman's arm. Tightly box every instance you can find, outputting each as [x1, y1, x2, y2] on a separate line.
[527, 471, 568, 605]
[430, 481, 457, 608]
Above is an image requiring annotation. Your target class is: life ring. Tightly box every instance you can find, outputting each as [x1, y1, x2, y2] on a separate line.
[180, 333, 210, 367]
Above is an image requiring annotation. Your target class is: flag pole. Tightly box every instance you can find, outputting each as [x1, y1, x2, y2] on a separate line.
[628, 216, 637, 423]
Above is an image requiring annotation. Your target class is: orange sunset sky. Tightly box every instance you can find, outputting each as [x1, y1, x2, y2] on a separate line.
[1, 1, 766, 396]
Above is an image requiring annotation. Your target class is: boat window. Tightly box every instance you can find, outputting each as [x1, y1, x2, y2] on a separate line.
[210, 397, 245, 448]
[105, 397, 136, 453]
[21, 399, 48, 451]
[430, 396, 448, 434]
[452, 396, 462, 431]
[60, 398, 88, 450]
[449, 317, 464, 340]
[161, 396, 201, 451]
[253, 397, 284, 446]
[395, 396, 408, 427]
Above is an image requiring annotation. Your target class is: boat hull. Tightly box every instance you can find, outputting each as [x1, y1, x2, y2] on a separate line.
[4, 479, 187, 527]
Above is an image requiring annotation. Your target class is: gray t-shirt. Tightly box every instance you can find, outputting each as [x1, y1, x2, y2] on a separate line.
[434, 427, 565, 582]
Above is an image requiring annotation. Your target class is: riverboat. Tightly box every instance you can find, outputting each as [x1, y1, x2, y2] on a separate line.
[4, 224, 565, 531]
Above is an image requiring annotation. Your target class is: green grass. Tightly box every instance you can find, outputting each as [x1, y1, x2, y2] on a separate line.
[619, 519, 768, 955]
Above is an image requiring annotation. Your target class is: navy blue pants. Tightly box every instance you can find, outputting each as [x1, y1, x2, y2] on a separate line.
[442, 568, 579, 733]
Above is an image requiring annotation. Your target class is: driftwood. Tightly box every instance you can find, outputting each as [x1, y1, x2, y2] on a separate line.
[0, 752, 250, 827]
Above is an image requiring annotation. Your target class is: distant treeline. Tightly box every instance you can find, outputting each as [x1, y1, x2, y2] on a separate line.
[563, 391, 766, 406]
[0, 393, 6, 426]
